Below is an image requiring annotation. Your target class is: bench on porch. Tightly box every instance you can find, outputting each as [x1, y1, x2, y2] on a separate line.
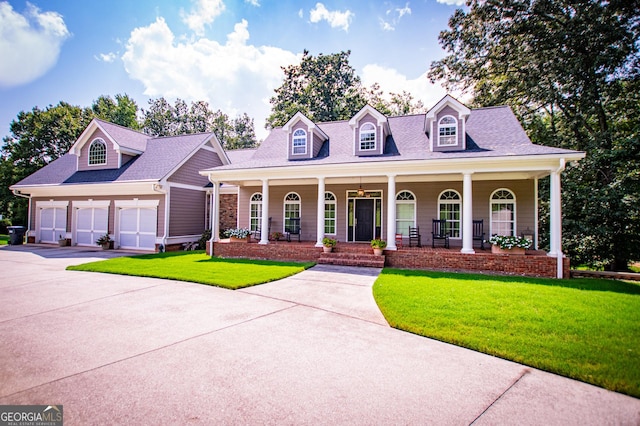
[432, 219, 450, 248]
[285, 217, 301, 242]
[473, 219, 485, 249]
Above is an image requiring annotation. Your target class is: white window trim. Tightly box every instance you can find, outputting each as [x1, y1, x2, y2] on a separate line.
[292, 129, 307, 155]
[489, 188, 517, 237]
[324, 191, 337, 235]
[36, 200, 69, 209]
[438, 189, 462, 239]
[359, 122, 377, 151]
[438, 115, 458, 147]
[395, 190, 416, 235]
[72, 200, 111, 209]
[114, 199, 160, 209]
[283, 192, 301, 233]
[88, 138, 107, 166]
[249, 192, 262, 232]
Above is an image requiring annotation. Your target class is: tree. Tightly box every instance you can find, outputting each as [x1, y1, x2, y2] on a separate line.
[429, 0, 640, 270]
[267, 50, 367, 128]
[92, 94, 140, 129]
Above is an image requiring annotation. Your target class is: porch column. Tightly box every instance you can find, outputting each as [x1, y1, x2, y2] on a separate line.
[461, 172, 475, 254]
[548, 164, 564, 278]
[386, 174, 397, 250]
[315, 176, 325, 247]
[260, 179, 270, 245]
[211, 181, 220, 243]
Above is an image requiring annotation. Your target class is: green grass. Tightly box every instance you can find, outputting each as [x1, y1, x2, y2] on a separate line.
[67, 251, 314, 289]
[0, 234, 7, 245]
[373, 269, 640, 398]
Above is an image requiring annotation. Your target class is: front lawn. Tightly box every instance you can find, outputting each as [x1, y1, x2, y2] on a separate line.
[67, 251, 314, 289]
[373, 269, 640, 398]
[0, 234, 7, 245]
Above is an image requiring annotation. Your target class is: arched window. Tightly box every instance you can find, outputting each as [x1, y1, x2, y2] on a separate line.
[283, 192, 301, 232]
[292, 129, 307, 155]
[359, 123, 376, 150]
[490, 189, 516, 236]
[438, 116, 457, 146]
[395, 190, 416, 236]
[438, 190, 461, 238]
[88, 139, 107, 165]
[324, 192, 336, 235]
[249, 193, 262, 232]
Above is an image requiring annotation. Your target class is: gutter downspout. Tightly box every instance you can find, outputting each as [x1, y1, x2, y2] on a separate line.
[153, 183, 169, 251]
[12, 189, 32, 240]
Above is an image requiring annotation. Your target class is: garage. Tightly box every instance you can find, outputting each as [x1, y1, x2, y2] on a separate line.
[74, 201, 109, 246]
[37, 201, 68, 243]
[116, 200, 159, 250]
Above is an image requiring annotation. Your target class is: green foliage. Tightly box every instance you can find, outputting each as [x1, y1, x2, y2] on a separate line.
[374, 269, 640, 397]
[197, 228, 212, 250]
[92, 94, 140, 129]
[370, 238, 387, 249]
[430, 0, 640, 270]
[322, 237, 337, 247]
[67, 251, 314, 289]
[267, 50, 367, 128]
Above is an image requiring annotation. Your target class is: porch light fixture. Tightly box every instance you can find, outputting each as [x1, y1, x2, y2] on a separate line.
[357, 178, 365, 197]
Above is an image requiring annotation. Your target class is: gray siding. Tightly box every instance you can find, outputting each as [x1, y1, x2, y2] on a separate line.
[168, 187, 206, 237]
[168, 149, 222, 186]
[77, 129, 121, 171]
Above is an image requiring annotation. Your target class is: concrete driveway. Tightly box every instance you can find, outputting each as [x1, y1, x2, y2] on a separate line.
[0, 245, 638, 425]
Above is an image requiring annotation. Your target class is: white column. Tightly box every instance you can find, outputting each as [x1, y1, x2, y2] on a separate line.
[548, 169, 564, 278]
[316, 176, 325, 247]
[211, 182, 220, 242]
[386, 174, 397, 250]
[461, 172, 475, 254]
[259, 179, 270, 245]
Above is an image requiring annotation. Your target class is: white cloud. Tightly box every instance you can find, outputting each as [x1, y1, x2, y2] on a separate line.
[122, 17, 300, 139]
[361, 64, 453, 110]
[245, 0, 260, 6]
[95, 52, 117, 63]
[380, 2, 411, 31]
[0, 1, 70, 87]
[180, 0, 225, 36]
[436, 0, 466, 5]
[309, 3, 353, 32]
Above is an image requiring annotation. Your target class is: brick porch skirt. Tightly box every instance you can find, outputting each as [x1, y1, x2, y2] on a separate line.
[208, 240, 569, 279]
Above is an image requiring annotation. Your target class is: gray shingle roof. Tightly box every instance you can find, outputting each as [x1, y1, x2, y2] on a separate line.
[13, 132, 215, 187]
[94, 119, 149, 152]
[205, 105, 577, 172]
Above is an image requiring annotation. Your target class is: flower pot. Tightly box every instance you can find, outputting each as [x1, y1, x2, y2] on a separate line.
[373, 248, 384, 256]
[230, 236, 249, 243]
[101, 242, 111, 250]
[58, 239, 68, 247]
[491, 245, 525, 255]
[323, 246, 333, 253]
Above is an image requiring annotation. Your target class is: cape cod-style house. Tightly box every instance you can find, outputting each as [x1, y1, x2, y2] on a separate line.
[11, 96, 584, 277]
[200, 95, 584, 278]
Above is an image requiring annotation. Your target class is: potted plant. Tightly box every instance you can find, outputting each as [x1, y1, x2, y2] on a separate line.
[322, 237, 337, 253]
[488, 235, 532, 255]
[224, 227, 251, 242]
[58, 234, 68, 247]
[96, 233, 112, 250]
[371, 239, 387, 256]
[271, 231, 283, 241]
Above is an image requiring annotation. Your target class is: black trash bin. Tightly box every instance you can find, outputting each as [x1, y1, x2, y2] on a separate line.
[8, 226, 26, 245]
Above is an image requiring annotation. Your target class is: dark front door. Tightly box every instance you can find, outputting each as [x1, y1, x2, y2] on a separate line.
[355, 199, 374, 241]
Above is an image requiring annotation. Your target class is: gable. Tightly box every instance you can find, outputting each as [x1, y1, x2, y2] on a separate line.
[349, 105, 389, 157]
[283, 112, 328, 160]
[425, 95, 470, 152]
[77, 128, 120, 171]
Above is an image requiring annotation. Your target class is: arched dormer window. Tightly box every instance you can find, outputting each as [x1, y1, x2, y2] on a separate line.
[88, 139, 107, 165]
[359, 123, 376, 151]
[292, 129, 307, 155]
[438, 116, 457, 146]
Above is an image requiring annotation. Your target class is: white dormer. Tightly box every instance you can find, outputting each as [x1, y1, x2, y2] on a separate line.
[349, 105, 390, 156]
[283, 112, 329, 160]
[425, 95, 471, 152]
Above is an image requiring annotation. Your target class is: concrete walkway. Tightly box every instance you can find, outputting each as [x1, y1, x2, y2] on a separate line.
[0, 245, 638, 425]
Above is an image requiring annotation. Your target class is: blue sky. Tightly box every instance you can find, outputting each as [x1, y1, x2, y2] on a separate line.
[0, 0, 465, 141]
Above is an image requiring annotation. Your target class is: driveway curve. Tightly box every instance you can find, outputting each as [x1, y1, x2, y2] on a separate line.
[0, 245, 638, 425]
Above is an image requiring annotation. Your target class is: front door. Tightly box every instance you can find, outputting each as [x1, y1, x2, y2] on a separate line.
[355, 199, 374, 241]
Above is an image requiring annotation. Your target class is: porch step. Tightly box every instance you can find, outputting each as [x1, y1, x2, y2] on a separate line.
[318, 252, 385, 268]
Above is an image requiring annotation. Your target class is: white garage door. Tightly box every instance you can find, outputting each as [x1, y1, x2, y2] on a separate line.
[118, 207, 157, 250]
[76, 208, 108, 246]
[39, 207, 67, 243]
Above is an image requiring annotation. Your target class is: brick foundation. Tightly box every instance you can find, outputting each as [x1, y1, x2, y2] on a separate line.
[208, 241, 570, 278]
[219, 194, 238, 234]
